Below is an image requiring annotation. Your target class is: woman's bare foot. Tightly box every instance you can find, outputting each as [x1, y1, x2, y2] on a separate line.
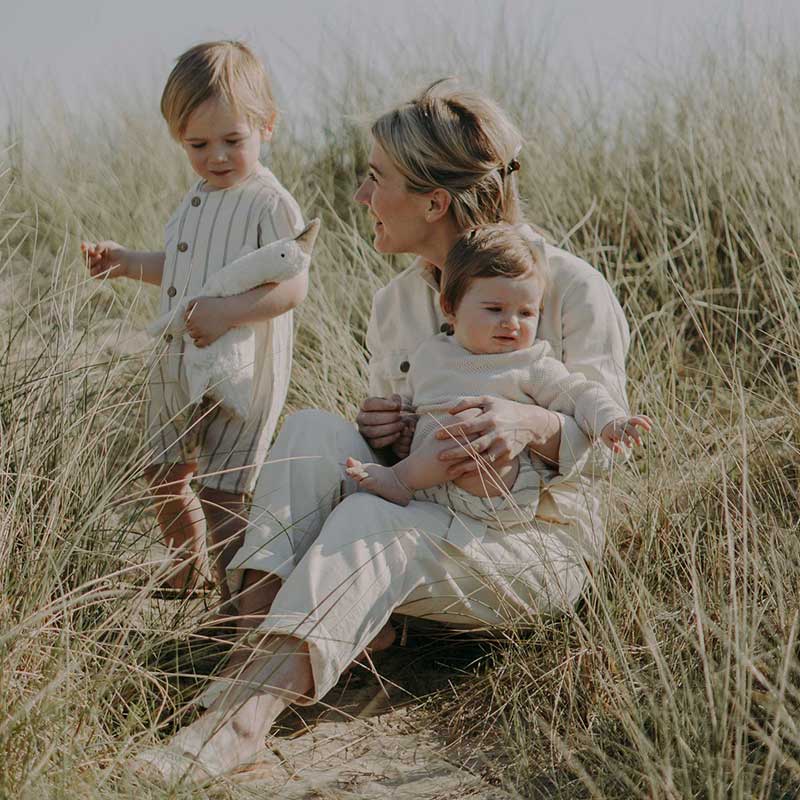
[345, 458, 413, 506]
[131, 709, 264, 784]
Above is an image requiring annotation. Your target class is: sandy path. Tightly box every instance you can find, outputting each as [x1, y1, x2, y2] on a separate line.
[228, 665, 514, 799]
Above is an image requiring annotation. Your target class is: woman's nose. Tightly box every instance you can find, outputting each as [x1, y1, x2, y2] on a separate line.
[353, 178, 371, 206]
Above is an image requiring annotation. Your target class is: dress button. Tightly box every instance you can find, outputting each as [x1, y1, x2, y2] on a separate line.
[167, 286, 176, 297]
[191, 196, 201, 207]
[177, 242, 188, 252]
[400, 360, 410, 373]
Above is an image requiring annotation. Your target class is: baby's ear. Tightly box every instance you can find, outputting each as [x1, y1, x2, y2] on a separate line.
[294, 218, 321, 256]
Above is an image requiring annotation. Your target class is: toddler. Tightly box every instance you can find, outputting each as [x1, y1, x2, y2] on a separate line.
[82, 42, 310, 601]
[346, 224, 651, 522]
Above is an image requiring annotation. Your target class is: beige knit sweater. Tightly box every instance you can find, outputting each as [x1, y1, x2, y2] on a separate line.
[408, 333, 625, 449]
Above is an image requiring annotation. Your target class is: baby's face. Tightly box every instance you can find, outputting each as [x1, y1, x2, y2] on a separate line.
[180, 97, 270, 190]
[448, 273, 543, 355]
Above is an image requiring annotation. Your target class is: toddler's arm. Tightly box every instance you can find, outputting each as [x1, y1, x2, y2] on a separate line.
[149, 219, 319, 339]
[81, 241, 164, 286]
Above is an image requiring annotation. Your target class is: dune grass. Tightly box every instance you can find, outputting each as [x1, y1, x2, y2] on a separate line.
[1, 32, 799, 799]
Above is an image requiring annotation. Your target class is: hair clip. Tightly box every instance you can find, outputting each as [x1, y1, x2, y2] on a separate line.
[506, 158, 520, 174]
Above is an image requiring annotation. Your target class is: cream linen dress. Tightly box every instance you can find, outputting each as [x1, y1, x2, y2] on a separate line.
[217, 243, 630, 706]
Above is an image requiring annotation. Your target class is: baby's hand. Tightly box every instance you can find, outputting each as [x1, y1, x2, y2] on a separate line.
[184, 296, 233, 348]
[81, 240, 129, 280]
[601, 415, 652, 453]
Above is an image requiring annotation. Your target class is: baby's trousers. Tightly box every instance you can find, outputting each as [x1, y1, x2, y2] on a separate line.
[214, 409, 602, 705]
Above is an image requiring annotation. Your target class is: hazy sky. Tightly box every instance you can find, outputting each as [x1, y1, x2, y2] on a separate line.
[2, 0, 798, 128]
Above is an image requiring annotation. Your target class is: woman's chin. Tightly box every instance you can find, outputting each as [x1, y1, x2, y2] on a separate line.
[372, 234, 392, 254]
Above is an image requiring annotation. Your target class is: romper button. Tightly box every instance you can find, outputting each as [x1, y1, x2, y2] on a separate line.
[167, 286, 176, 297]
[191, 196, 201, 207]
[177, 242, 188, 252]
[400, 360, 410, 373]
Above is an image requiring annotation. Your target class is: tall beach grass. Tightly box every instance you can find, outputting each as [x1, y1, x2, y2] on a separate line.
[1, 30, 799, 799]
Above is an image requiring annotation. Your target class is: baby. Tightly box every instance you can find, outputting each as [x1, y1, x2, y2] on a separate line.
[346, 224, 650, 520]
[82, 41, 310, 601]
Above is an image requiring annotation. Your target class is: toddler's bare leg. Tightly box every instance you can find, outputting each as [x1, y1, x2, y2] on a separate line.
[198, 487, 249, 611]
[145, 462, 206, 591]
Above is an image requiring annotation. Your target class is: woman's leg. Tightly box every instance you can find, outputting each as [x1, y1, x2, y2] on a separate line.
[140, 488, 596, 779]
[144, 462, 206, 590]
[135, 633, 314, 782]
[226, 409, 376, 597]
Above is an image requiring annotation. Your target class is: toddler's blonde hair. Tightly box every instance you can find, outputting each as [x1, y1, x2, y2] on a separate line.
[161, 41, 276, 139]
[371, 79, 523, 231]
[440, 224, 548, 315]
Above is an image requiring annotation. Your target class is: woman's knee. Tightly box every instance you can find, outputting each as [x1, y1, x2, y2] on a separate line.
[280, 409, 353, 442]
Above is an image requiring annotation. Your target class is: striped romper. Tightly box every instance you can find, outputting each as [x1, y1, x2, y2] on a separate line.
[147, 164, 305, 495]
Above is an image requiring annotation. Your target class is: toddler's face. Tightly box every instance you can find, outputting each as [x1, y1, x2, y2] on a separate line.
[180, 97, 270, 190]
[447, 273, 543, 355]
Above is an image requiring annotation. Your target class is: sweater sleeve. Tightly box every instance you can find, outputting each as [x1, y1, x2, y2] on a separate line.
[555, 269, 631, 479]
[522, 343, 626, 440]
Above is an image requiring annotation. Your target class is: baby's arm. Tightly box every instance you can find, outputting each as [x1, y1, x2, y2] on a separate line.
[524, 343, 650, 451]
[346, 407, 517, 505]
[82, 241, 165, 286]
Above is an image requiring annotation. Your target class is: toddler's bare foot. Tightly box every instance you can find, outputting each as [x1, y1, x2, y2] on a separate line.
[345, 458, 413, 506]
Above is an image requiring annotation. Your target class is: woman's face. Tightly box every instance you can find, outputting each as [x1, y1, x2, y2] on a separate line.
[354, 141, 431, 254]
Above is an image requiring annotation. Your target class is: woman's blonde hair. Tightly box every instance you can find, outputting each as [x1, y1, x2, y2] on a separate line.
[371, 79, 523, 230]
[440, 224, 548, 315]
[161, 41, 276, 139]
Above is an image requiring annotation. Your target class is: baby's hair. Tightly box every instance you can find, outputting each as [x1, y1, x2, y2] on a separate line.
[440, 223, 548, 315]
[161, 41, 276, 139]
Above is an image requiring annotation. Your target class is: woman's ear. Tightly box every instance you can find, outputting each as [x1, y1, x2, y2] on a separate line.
[425, 188, 452, 223]
[439, 294, 455, 323]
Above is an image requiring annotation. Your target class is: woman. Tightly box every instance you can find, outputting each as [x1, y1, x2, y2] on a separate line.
[137, 80, 630, 780]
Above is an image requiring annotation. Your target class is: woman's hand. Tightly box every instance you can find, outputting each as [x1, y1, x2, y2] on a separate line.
[391, 415, 417, 459]
[357, 395, 416, 450]
[184, 296, 233, 348]
[434, 396, 560, 479]
[81, 240, 130, 280]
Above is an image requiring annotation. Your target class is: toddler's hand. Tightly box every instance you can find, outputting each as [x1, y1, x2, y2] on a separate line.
[184, 296, 232, 348]
[601, 415, 652, 453]
[81, 240, 129, 280]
